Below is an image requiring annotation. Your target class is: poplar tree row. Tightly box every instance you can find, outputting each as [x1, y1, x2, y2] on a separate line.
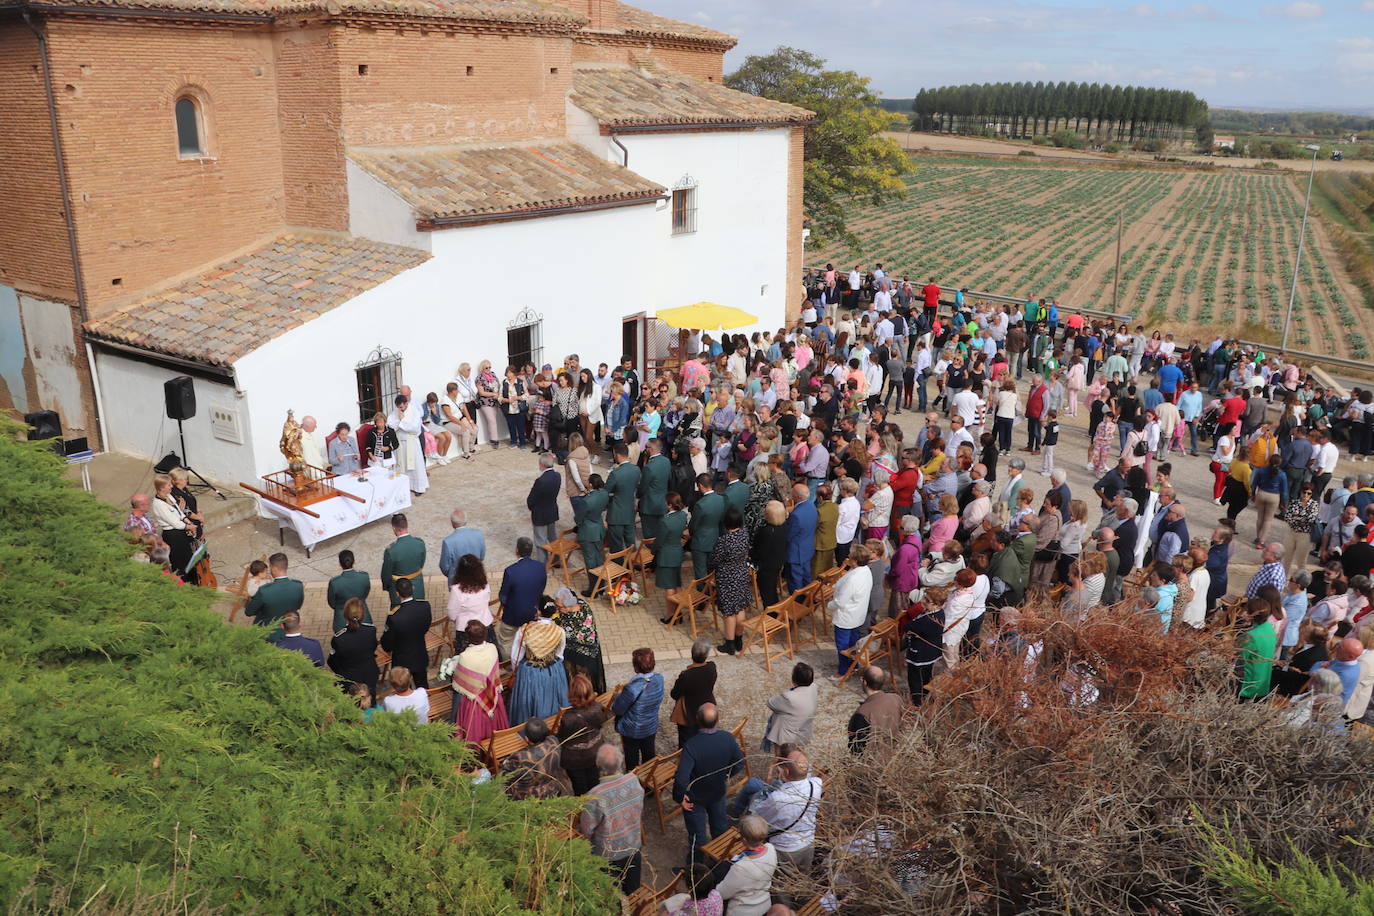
[911, 82, 1212, 146]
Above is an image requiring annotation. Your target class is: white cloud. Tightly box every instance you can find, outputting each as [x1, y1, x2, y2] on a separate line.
[1263, 1, 1323, 17]
[1363, 0, 1374, 10]
[1336, 36, 1374, 72]
[692, 9, 711, 21]
[1131, 2, 1155, 15]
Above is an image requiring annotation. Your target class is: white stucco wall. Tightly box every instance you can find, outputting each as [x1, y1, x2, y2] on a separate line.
[94, 351, 255, 485]
[573, 127, 791, 331]
[233, 203, 662, 478]
[346, 159, 432, 252]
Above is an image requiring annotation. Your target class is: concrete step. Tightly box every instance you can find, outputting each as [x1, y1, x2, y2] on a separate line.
[63, 449, 257, 527]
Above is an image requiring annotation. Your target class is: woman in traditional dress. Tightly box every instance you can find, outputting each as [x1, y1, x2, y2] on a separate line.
[451, 619, 509, 745]
[508, 597, 569, 723]
[1088, 409, 1118, 475]
[554, 586, 606, 694]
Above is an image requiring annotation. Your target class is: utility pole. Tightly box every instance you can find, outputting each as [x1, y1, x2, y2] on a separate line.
[1112, 212, 1123, 315]
[1281, 145, 1320, 352]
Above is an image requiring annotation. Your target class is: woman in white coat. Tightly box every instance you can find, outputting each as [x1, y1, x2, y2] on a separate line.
[940, 567, 980, 670]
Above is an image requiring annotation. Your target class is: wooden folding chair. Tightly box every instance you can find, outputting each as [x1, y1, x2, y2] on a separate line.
[485, 721, 531, 771]
[663, 575, 715, 637]
[627, 873, 682, 916]
[375, 647, 392, 684]
[707, 568, 760, 636]
[836, 617, 900, 687]
[426, 617, 454, 670]
[628, 537, 655, 593]
[796, 895, 825, 916]
[544, 528, 583, 588]
[225, 554, 267, 623]
[814, 566, 845, 631]
[633, 747, 683, 831]
[426, 686, 453, 723]
[729, 717, 752, 783]
[700, 826, 744, 864]
[587, 546, 635, 611]
[741, 602, 793, 672]
[784, 582, 825, 651]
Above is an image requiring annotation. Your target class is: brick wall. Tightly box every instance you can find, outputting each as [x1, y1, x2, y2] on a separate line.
[336, 26, 573, 147]
[570, 38, 724, 82]
[276, 26, 348, 231]
[47, 19, 286, 316]
[786, 124, 805, 323]
[0, 25, 77, 301]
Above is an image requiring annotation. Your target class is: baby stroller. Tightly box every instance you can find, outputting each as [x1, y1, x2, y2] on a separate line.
[1197, 405, 1220, 442]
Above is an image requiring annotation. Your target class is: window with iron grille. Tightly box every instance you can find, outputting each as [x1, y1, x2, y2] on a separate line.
[355, 346, 403, 425]
[507, 307, 544, 371]
[671, 188, 697, 235]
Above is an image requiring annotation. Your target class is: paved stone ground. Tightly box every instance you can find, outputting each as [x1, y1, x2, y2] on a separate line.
[154, 368, 1355, 882]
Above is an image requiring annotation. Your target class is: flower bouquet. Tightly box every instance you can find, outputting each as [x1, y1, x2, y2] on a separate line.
[611, 578, 642, 606]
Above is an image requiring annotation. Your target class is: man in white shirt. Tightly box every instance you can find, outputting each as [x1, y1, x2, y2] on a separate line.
[835, 478, 862, 560]
[751, 750, 822, 875]
[1310, 430, 1340, 499]
[299, 415, 325, 470]
[388, 387, 429, 495]
[945, 415, 974, 456]
[873, 287, 892, 313]
[875, 312, 894, 341]
[951, 387, 982, 432]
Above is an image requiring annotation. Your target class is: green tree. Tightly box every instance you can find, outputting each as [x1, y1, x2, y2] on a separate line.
[0, 417, 614, 914]
[727, 46, 910, 249]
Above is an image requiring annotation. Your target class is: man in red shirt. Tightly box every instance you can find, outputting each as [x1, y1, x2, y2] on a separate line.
[1217, 381, 1246, 446]
[921, 278, 941, 321]
[890, 449, 923, 533]
[1024, 379, 1048, 454]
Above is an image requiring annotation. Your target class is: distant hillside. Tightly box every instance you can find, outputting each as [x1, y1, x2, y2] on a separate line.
[879, 98, 914, 115]
[1209, 108, 1373, 137]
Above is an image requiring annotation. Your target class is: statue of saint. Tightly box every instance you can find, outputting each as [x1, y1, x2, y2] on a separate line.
[279, 410, 304, 471]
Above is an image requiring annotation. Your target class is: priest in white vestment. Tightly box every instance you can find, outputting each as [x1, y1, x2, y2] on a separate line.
[299, 415, 325, 470]
[388, 387, 429, 495]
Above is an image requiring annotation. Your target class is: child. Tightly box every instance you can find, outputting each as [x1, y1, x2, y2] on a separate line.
[710, 437, 732, 481]
[1280, 570, 1311, 661]
[902, 361, 917, 409]
[864, 537, 889, 629]
[244, 559, 271, 597]
[1039, 409, 1058, 476]
[787, 429, 809, 480]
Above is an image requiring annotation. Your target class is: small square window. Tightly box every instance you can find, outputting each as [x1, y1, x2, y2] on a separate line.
[357, 64, 369, 76]
[671, 188, 697, 235]
[549, 67, 559, 74]
[466, 65, 474, 76]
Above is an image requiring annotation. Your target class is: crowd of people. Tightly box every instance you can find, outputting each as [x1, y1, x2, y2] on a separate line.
[123, 261, 1374, 911]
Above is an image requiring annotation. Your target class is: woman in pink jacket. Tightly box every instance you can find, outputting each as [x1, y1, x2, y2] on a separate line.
[886, 515, 923, 617]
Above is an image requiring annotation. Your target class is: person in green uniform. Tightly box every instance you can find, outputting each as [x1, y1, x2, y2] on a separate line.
[380, 513, 426, 608]
[813, 483, 840, 577]
[605, 441, 641, 551]
[656, 491, 689, 622]
[244, 552, 304, 628]
[326, 548, 372, 631]
[639, 437, 671, 544]
[723, 465, 750, 520]
[687, 473, 724, 580]
[576, 474, 609, 597]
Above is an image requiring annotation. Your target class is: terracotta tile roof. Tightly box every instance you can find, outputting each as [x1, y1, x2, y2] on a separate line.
[602, 2, 735, 48]
[5, 0, 585, 28]
[348, 141, 666, 224]
[570, 65, 814, 129]
[85, 235, 429, 367]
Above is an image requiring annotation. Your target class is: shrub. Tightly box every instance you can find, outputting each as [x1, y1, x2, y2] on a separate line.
[1103, 141, 1122, 154]
[1017, 149, 1038, 157]
[1049, 130, 1085, 150]
[0, 418, 614, 914]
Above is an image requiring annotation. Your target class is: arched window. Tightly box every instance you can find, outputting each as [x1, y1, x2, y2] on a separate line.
[174, 96, 203, 157]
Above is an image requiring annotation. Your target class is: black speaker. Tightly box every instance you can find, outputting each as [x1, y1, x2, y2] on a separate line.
[164, 376, 196, 421]
[24, 410, 62, 441]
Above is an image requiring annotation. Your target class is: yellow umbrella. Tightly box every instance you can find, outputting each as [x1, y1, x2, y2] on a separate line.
[655, 302, 758, 331]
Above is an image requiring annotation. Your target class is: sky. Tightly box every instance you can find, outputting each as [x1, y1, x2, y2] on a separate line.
[648, 0, 1374, 111]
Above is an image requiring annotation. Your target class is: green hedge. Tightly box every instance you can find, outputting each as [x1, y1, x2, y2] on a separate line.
[0, 419, 614, 913]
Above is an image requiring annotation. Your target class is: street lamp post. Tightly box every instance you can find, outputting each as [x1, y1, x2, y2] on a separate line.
[1280, 144, 1321, 352]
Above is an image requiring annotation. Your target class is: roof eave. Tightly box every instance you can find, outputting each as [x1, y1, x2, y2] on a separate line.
[86, 334, 239, 378]
[602, 119, 815, 134]
[417, 192, 667, 230]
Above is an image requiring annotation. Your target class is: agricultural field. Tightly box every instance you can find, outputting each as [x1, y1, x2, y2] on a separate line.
[816, 159, 1374, 358]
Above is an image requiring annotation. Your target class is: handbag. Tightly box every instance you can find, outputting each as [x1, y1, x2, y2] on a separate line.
[669, 695, 689, 726]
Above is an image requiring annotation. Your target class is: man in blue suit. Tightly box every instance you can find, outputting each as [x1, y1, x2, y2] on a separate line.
[497, 536, 547, 661]
[785, 483, 818, 591]
[439, 508, 485, 583]
[271, 611, 324, 667]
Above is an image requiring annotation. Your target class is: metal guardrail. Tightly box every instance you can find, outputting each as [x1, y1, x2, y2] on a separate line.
[806, 270, 1370, 374]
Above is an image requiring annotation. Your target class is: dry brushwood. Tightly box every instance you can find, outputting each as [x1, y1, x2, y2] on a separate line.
[787, 601, 1374, 915]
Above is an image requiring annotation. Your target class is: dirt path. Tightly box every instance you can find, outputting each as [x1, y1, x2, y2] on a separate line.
[885, 131, 1117, 161]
